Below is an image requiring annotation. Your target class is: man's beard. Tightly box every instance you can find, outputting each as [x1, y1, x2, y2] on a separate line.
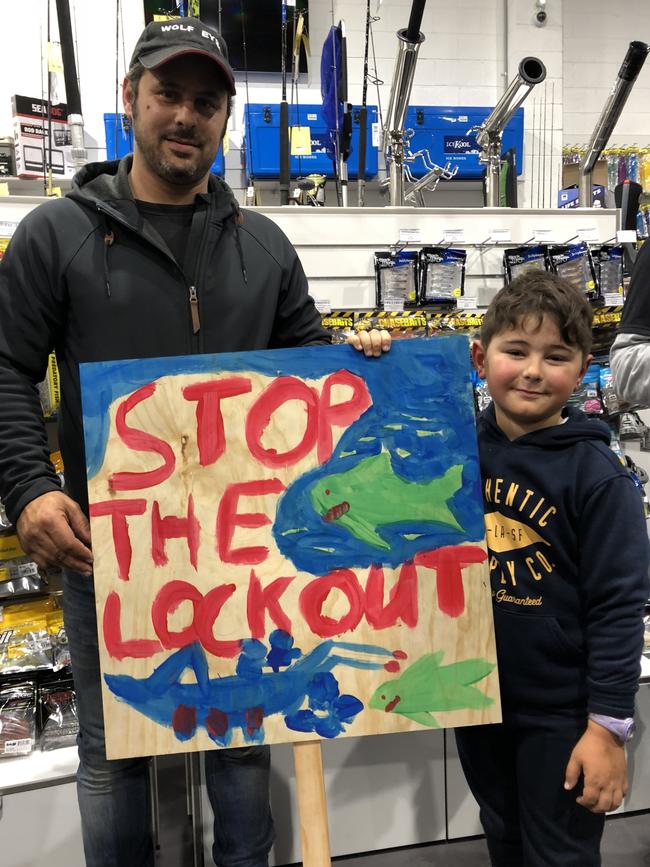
[131, 102, 217, 186]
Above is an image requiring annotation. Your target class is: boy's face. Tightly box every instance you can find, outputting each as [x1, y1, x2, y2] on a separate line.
[472, 315, 591, 441]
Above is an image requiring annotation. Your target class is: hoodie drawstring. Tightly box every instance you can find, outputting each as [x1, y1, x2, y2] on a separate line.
[234, 222, 248, 285]
[102, 216, 115, 298]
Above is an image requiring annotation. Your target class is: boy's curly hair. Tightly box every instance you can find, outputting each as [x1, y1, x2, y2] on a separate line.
[480, 271, 593, 356]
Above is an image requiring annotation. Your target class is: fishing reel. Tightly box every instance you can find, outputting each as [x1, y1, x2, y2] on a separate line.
[291, 174, 327, 206]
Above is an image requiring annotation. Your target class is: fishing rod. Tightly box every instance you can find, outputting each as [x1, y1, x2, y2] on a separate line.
[55, 0, 86, 167]
[291, 9, 306, 184]
[239, 0, 256, 205]
[357, 0, 371, 207]
[199, 0, 219, 29]
[337, 20, 352, 207]
[279, 1, 290, 205]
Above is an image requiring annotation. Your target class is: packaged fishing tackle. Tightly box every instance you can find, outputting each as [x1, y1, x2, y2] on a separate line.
[418, 247, 466, 303]
[0, 681, 36, 757]
[39, 679, 78, 751]
[503, 245, 549, 283]
[548, 243, 598, 300]
[592, 245, 624, 298]
[374, 250, 419, 309]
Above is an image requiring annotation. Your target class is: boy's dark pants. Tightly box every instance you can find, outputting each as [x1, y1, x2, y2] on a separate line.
[455, 714, 605, 867]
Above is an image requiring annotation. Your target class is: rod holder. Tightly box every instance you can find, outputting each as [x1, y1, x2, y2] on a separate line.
[579, 41, 649, 207]
[475, 56, 546, 208]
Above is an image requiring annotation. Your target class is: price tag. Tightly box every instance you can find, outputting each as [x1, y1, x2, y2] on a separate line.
[603, 293, 623, 306]
[371, 123, 380, 148]
[290, 127, 312, 156]
[533, 228, 554, 241]
[489, 229, 511, 243]
[314, 299, 331, 314]
[443, 228, 465, 243]
[383, 300, 404, 312]
[456, 297, 478, 310]
[0, 221, 18, 236]
[4, 738, 32, 755]
[617, 230, 637, 243]
[399, 228, 421, 243]
[577, 226, 599, 243]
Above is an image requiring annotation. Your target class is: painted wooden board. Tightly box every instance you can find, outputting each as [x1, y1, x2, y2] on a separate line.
[80, 337, 501, 760]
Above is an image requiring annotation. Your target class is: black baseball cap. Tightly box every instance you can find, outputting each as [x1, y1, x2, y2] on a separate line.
[129, 17, 236, 95]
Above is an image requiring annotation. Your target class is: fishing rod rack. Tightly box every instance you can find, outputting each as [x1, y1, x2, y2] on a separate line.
[388, 141, 458, 206]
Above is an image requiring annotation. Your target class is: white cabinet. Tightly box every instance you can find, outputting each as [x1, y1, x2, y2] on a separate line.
[202, 730, 447, 865]
[0, 747, 84, 867]
[0, 782, 85, 867]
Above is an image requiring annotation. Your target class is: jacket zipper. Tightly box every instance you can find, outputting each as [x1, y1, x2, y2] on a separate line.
[188, 285, 200, 334]
[96, 202, 203, 344]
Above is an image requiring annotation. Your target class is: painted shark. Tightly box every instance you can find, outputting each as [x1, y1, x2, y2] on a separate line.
[310, 451, 463, 550]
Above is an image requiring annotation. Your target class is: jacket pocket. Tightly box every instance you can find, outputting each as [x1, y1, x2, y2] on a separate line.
[494, 608, 586, 711]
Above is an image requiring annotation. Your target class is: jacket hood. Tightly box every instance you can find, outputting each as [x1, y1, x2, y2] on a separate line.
[66, 156, 246, 296]
[479, 402, 611, 449]
[68, 155, 241, 223]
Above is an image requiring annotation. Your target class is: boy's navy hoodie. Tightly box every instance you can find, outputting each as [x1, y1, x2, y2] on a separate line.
[477, 402, 649, 720]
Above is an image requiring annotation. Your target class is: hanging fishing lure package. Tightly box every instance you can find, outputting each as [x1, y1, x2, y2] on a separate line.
[0, 596, 68, 676]
[0, 530, 45, 600]
[567, 364, 602, 415]
[418, 247, 466, 303]
[39, 678, 78, 751]
[503, 245, 549, 283]
[592, 245, 624, 298]
[599, 366, 620, 416]
[0, 681, 36, 758]
[472, 370, 492, 413]
[374, 250, 419, 309]
[548, 243, 599, 301]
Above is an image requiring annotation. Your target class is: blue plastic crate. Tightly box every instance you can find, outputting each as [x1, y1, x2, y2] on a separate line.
[243, 103, 379, 179]
[103, 112, 225, 175]
[403, 106, 524, 179]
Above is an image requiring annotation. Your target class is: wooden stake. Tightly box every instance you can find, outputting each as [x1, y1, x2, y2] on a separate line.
[293, 740, 331, 866]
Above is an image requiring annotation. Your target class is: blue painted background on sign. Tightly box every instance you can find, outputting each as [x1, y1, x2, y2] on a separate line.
[80, 337, 484, 575]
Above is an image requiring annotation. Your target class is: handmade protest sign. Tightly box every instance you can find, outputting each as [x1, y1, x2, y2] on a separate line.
[81, 336, 500, 760]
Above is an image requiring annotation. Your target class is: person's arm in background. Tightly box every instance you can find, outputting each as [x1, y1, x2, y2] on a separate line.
[610, 333, 650, 406]
[611, 239, 650, 405]
[0, 205, 92, 574]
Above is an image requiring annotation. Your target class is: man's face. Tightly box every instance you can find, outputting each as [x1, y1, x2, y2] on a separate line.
[123, 55, 229, 187]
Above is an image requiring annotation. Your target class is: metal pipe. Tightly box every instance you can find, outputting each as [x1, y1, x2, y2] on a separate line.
[55, 0, 86, 166]
[475, 56, 546, 207]
[579, 41, 649, 206]
[382, 0, 426, 205]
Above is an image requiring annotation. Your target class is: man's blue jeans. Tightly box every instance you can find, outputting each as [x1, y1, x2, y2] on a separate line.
[62, 570, 274, 867]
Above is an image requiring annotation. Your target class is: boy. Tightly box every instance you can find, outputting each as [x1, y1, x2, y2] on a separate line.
[456, 271, 650, 866]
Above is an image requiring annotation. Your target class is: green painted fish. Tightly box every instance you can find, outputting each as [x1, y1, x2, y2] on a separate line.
[369, 652, 495, 728]
[310, 451, 463, 550]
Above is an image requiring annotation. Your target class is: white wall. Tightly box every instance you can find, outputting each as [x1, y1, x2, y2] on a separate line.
[563, 0, 650, 147]
[0, 1, 648, 204]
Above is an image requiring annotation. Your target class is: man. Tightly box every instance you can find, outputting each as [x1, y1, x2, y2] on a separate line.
[611, 240, 650, 405]
[0, 18, 387, 867]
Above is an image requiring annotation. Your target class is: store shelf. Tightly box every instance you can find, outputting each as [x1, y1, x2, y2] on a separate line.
[0, 745, 77, 795]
